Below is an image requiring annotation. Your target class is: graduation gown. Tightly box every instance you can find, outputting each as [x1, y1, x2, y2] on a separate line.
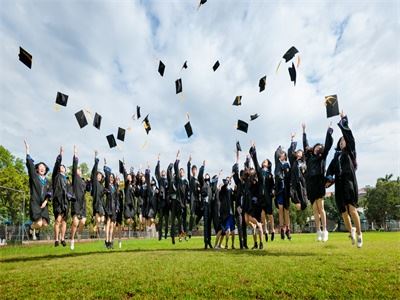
[155, 160, 169, 213]
[26, 155, 51, 223]
[91, 158, 105, 216]
[327, 116, 358, 213]
[104, 166, 119, 222]
[274, 143, 294, 209]
[71, 155, 87, 218]
[122, 166, 135, 220]
[145, 169, 158, 219]
[187, 161, 202, 217]
[303, 127, 333, 201]
[52, 154, 69, 218]
[250, 147, 275, 214]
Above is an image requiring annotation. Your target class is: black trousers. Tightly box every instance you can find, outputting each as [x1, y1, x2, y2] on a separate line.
[203, 202, 212, 245]
[158, 204, 170, 239]
[170, 199, 186, 238]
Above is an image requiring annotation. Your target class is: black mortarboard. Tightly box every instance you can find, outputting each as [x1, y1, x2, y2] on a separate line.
[19, 47, 32, 69]
[283, 46, 299, 62]
[75, 110, 88, 128]
[200, 0, 207, 5]
[106, 134, 117, 148]
[232, 96, 242, 106]
[175, 78, 182, 94]
[182, 61, 188, 69]
[259, 76, 267, 92]
[158, 60, 165, 76]
[212, 60, 220, 71]
[236, 141, 242, 152]
[250, 114, 259, 121]
[288, 62, 296, 86]
[117, 127, 126, 141]
[136, 106, 141, 119]
[184, 121, 193, 138]
[237, 120, 248, 133]
[93, 112, 102, 130]
[143, 114, 151, 134]
[119, 160, 124, 174]
[325, 95, 340, 118]
[55, 92, 68, 107]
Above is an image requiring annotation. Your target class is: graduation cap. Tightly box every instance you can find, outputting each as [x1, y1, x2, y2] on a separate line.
[75, 110, 88, 128]
[198, 0, 207, 9]
[117, 127, 126, 141]
[259, 76, 267, 92]
[119, 160, 124, 174]
[158, 60, 165, 76]
[184, 122, 193, 138]
[288, 62, 296, 86]
[325, 95, 340, 118]
[250, 114, 259, 121]
[93, 113, 102, 130]
[182, 61, 188, 69]
[143, 115, 151, 134]
[283, 46, 299, 62]
[106, 134, 117, 148]
[55, 92, 68, 107]
[18, 47, 32, 69]
[237, 120, 248, 133]
[136, 105, 141, 119]
[212, 61, 220, 71]
[232, 96, 242, 106]
[175, 78, 182, 94]
[236, 141, 242, 152]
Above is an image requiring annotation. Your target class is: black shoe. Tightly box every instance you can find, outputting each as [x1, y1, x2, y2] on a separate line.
[265, 232, 269, 242]
[204, 245, 208, 250]
[271, 232, 275, 241]
[172, 237, 175, 245]
[207, 242, 213, 249]
[280, 228, 285, 240]
[259, 242, 263, 250]
[54, 241, 59, 247]
[244, 244, 249, 249]
[285, 229, 292, 241]
[231, 245, 236, 249]
[61, 240, 66, 247]
[252, 242, 258, 250]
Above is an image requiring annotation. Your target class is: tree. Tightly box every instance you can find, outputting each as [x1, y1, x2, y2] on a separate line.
[364, 174, 400, 229]
[0, 146, 29, 224]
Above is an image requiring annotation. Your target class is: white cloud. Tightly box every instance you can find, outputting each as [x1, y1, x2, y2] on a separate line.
[0, 0, 399, 187]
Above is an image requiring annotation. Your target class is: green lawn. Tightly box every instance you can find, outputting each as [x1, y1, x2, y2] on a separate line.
[1, 232, 399, 299]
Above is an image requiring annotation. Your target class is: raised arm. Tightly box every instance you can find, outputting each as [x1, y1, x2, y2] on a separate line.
[338, 114, 356, 154]
[52, 146, 63, 184]
[288, 134, 297, 166]
[187, 155, 192, 182]
[249, 144, 261, 173]
[322, 125, 334, 159]
[174, 150, 180, 181]
[302, 123, 310, 152]
[198, 160, 205, 187]
[103, 159, 111, 189]
[91, 151, 99, 182]
[155, 154, 161, 182]
[24, 140, 35, 177]
[145, 165, 151, 187]
[72, 145, 78, 186]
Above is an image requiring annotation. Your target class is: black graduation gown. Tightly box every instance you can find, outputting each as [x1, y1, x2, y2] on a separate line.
[155, 161, 169, 213]
[219, 184, 232, 224]
[187, 161, 202, 217]
[145, 169, 158, 219]
[116, 189, 124, 224]
[327, 116, 358, 213]
[274, 143, 294, 209]
[250, 147, 275, 214]
[199, 165, 212, 244]
[71, 155, 87, 218]
[26, 155, 51, 223]
[122, 166, 135, 220]
[303, 128, 333, 202]
[290, 158, 308, 210]
[91, 158, 105, 216]
[174, 160, 189, 210]
[52, 154, 69, 218]
[104, 166, 119, 222]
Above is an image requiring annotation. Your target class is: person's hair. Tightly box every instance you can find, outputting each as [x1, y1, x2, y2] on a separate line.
[313, 143, 324, 154]
[191, 165, 197, 171]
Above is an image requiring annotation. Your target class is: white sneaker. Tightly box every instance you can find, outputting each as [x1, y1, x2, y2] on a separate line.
[70, 240, 75, 250]
[322, 230, 328, 242]
[357, 234, 363, 248]
[118, 240, 122, 249]
[317, 230, 322, 242]
[350, 227, 356, 245]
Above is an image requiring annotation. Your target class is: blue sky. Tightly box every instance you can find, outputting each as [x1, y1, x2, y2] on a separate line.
[0, 0, 399, 188]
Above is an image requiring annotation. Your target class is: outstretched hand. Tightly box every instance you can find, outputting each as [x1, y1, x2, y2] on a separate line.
[291, 132, 296, 141]
[301, 123, 306, 133]
[176, 150, 180, 159]
[74, 145, 77, 156]
[24, 139, 29, 154]
[340, 110, 345, 118]
[60, 146, 64, 156]
[94, 150, 98, 158]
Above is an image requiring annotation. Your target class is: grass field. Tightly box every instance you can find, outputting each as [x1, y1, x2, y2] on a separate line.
[1, 232, 399, 299]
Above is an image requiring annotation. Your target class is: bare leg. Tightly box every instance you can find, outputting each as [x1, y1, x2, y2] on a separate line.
[105, 218, 110, 242]
[61, 218, 67, 241]
[348, 205, 361, 235]
[313, 202, 321, 232]
[341, 211, 352, 232]
[70, 216, 79, 241]
[317, 199, 327, 232]
[54, 215, 62, 242]
[278, 205, 284, 229]
[268, 214, 275, 233]
[284, 208, 290, 228]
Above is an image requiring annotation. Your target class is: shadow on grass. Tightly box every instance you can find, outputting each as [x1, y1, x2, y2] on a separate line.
[0, 246, 319, 263]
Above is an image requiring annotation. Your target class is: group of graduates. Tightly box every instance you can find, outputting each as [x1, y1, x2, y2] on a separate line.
[25, 113, 363, 250]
